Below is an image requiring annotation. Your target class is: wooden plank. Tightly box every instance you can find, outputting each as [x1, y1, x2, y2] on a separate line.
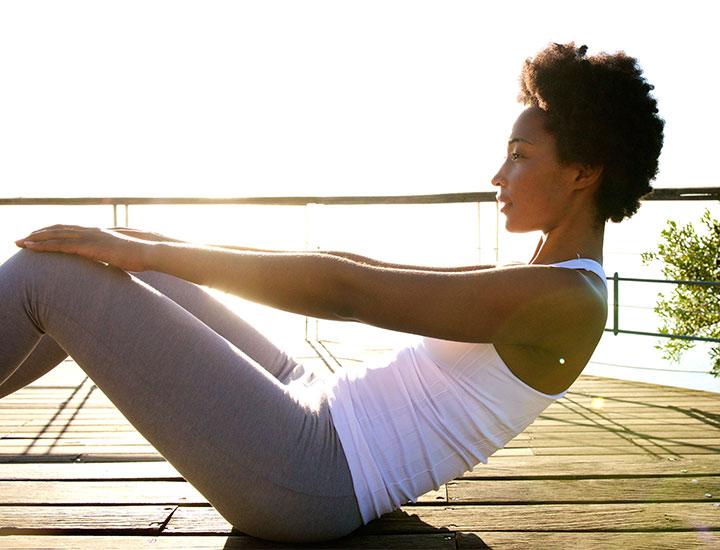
[551, 397, 720, 407]
[568, 386, 713, 394]
[2, 425, 140, 434]
[19, 421, 134, 430]
[359, 502, 720, 534]
[447, 477, 720, 504]
[538, 410, 720, 419]
[544, 406, 720, 415]
[0, 506, 175, 534]
[486, 448, 533, 457]
[0, 436, 152, 445]
[456, 531, 720, 549]
[0, 534, 457, 549]
[0, 403, 120, 410]
[464, 454, 720, 478]
[0, 479, 443, 506]
[0, 412, 129, 419]
[0, 461, 180, 481]
[166, 502, 720, 534]
[0, 452, 164, 463]
[531, 445, 720, 455]
[0, 454, 84, 464]
[530, 417, 715, 425]
[0, 481, 205, 505]
[416, 486, 447, 504]
[1, 530, 715, 549]
[0, 445, 160, 455]
[503, 436, 720, 449]
[523, 425, 717, 435]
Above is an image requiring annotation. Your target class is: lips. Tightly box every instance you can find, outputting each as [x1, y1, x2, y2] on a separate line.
[497, 196, 512, 213]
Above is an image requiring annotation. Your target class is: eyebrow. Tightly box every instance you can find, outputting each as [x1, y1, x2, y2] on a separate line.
[508, 137, 534, 145]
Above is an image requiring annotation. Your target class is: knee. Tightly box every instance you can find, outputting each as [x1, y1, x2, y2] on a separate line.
[4, 249, 90, 278]
[2, 249, 130, 290]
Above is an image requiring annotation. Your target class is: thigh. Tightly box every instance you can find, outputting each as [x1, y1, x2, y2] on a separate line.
[0, 269, 307, 398]
[135, 271, 303, 384]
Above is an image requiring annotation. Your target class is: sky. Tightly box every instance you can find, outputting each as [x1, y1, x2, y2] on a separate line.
[1, 1, 718, 199]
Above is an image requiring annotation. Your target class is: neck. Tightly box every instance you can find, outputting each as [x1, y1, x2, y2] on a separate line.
[529, 216, 605, 266]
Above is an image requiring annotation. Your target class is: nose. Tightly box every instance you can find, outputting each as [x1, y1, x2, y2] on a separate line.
[491, 163, 506, 187]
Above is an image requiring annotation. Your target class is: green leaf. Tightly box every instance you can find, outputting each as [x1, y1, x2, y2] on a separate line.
[643, 208, 720, 376]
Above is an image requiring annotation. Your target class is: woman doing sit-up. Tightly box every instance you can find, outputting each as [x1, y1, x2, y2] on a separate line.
[0, 43, 664, 542]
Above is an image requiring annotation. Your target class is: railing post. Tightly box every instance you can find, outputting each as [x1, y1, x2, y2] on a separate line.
[494, 201, 499, 264]
[613, 272, 619, 336]
[476, 202, 482, 264]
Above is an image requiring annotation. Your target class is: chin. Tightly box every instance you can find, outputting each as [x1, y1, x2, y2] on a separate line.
[503, 212, 543, 234]
[504, 218, 533, 234]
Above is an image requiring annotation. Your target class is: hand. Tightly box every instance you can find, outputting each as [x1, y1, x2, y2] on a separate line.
[15, 225, 155, 272]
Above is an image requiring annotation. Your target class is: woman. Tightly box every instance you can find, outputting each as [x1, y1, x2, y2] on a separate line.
[0, 43, 663, 542]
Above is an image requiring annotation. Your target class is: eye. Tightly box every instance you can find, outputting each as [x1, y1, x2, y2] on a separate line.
[509, 152, 523, 161]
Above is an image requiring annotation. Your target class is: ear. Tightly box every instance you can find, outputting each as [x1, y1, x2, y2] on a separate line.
[571, 163, 603, 191]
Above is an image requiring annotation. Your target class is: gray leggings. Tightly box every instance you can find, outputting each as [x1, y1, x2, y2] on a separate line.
[0, 249, 362, 543]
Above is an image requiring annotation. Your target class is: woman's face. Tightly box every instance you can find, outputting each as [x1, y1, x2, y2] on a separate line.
[492, 107, 577, 233]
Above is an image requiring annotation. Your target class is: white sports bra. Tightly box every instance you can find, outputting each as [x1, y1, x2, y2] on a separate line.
[549, 258, 607, 286]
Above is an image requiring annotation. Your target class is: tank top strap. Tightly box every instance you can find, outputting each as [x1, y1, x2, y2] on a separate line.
[549, 258, 607, 286]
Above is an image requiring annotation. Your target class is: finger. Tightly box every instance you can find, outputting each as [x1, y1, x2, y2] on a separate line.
[16, 230, 92, 249]
[20, 238, 83, 254]
[21, 229, 85, 242]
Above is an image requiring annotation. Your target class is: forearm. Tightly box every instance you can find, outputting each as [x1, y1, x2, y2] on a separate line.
[320, 251, 495, 272]
[146, 242, 356, 321]
[209, 244, 494, 273]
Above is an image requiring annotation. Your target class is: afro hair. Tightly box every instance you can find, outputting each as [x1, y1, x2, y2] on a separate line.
[518, 43, 664, 223]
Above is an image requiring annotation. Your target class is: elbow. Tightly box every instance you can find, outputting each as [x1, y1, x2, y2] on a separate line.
[324, 259, 371, 323]
[328, 280, 364, 323]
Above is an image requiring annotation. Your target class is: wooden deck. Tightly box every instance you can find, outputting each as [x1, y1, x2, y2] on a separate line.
[1, 341, 719, 549]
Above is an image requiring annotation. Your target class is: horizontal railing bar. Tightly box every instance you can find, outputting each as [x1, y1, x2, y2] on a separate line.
[0, 186, 717, 206]
[643, 186, 720, 201]
[0, 192, 497, 207]
[604, 327, 720, 343]
[613, 277, 720, 287]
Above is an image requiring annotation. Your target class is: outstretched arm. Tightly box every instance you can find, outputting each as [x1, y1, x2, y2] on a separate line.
[15, 225, 604, 348]
[108, 227, 495, 273]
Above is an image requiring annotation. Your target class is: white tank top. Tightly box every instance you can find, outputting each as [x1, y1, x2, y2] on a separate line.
[327, 259, 606, 523]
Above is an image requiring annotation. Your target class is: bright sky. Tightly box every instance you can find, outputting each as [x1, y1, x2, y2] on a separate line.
[1, 0, 718, 199]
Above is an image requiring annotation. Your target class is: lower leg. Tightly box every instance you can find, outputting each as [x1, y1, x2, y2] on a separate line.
[0, 335, 67, 398]
[134, 271, 302, 383]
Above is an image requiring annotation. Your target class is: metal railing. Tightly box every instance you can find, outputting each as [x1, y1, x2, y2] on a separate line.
[2, 186, 719, 346]
[607, 274, 720, 343]
[1, 185, 718, 224]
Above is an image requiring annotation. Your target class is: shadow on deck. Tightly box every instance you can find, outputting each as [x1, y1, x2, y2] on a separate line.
[1, 342, 719, 549]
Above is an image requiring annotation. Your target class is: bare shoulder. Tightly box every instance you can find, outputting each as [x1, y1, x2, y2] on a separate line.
[493, 266, 608, 394]
[478, 263, 606, 339]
